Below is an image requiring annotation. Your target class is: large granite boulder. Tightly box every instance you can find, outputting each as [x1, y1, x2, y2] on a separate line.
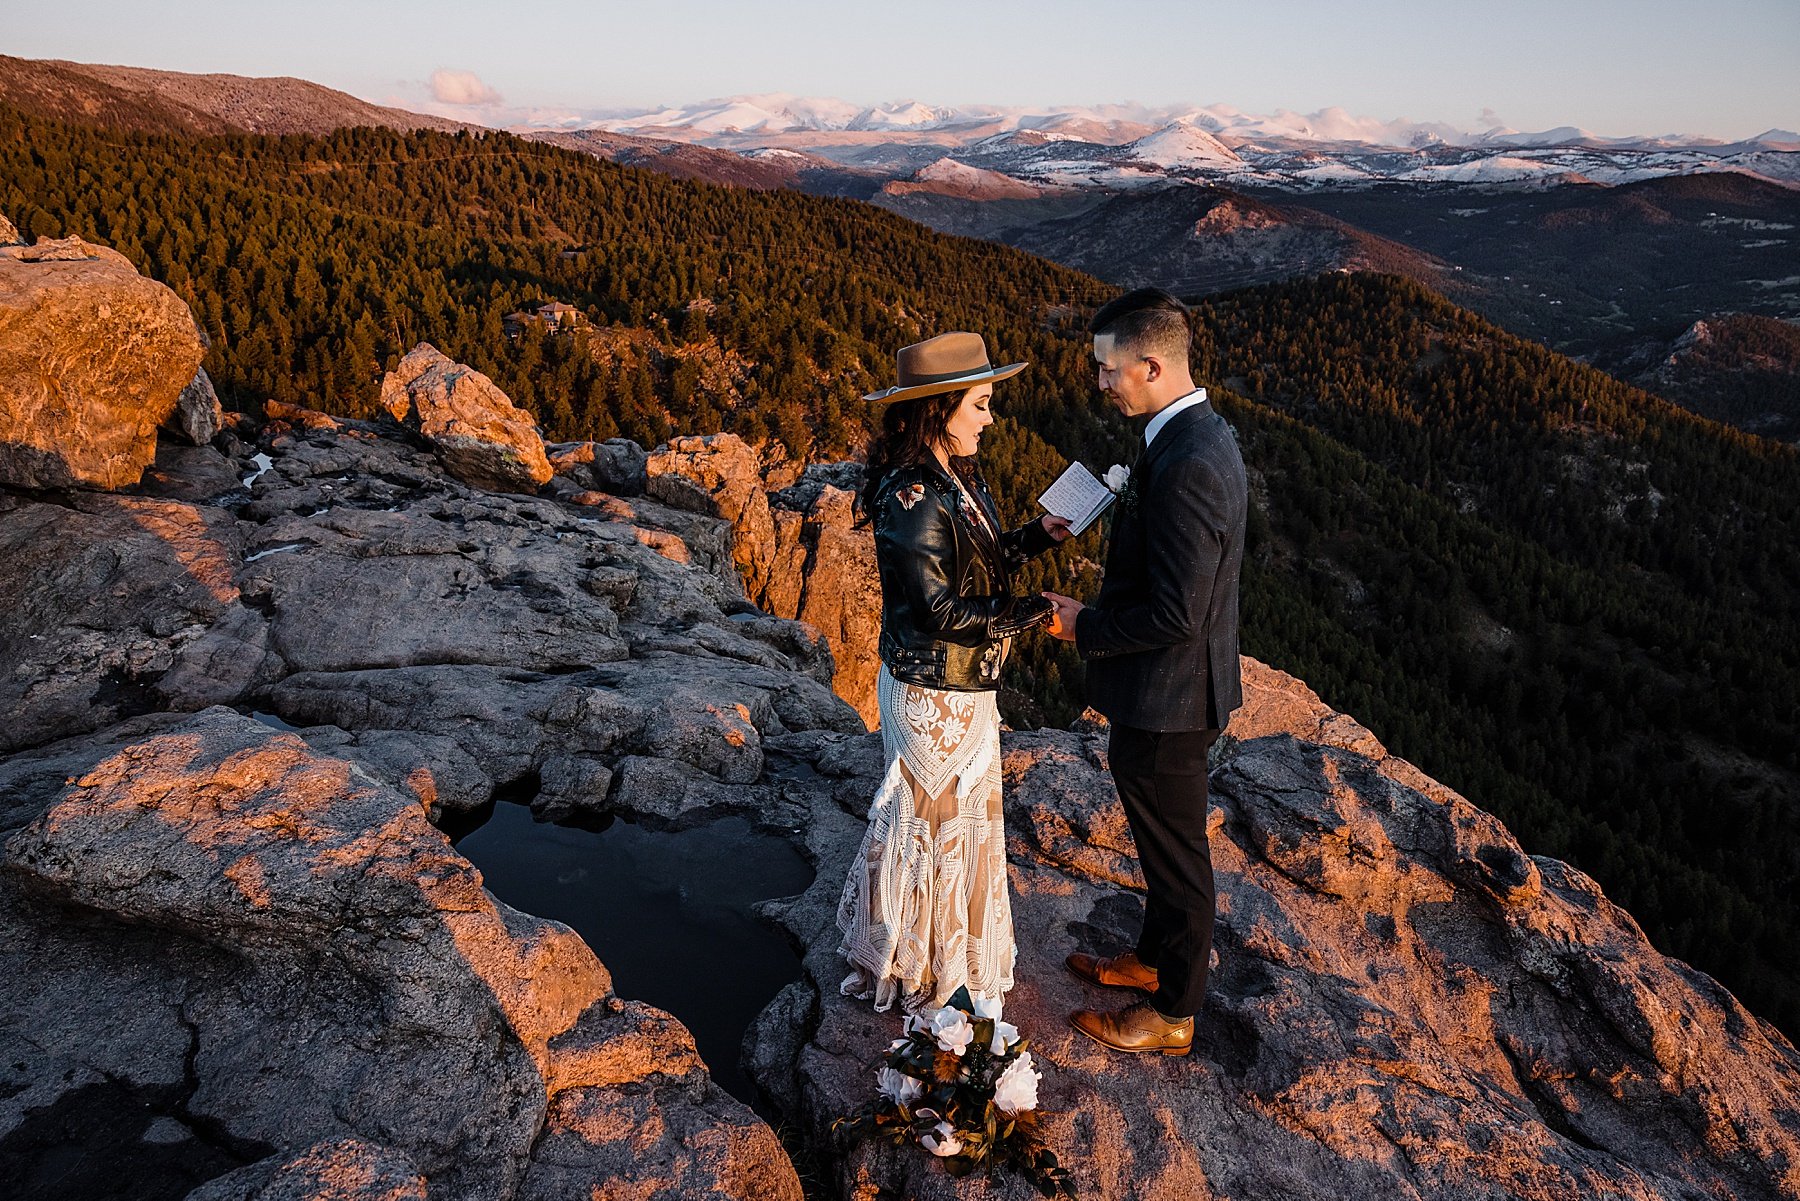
[0, 708, 802, 1201]
[379, 343, 553, 493]
[0, 234, 206, 489]
[744, 661, 1800, 1200]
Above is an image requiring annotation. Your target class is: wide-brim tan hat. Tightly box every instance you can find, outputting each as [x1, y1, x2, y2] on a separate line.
[863, 331, 1027, 404]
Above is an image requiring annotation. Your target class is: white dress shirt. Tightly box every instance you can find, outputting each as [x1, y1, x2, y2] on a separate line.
[1144, 387, 1208, 446]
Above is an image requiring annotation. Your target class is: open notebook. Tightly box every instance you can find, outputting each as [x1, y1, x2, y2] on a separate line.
[1037, 461, 1117, 536]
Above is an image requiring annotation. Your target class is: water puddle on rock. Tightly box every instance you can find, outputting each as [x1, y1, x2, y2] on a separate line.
[450, 803, 812, 1103]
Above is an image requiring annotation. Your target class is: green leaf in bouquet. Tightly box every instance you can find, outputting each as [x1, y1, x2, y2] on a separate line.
[944, 985, 976, 1013]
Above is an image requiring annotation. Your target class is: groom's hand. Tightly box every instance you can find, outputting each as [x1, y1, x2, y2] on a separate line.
[1041, 514, 1075, 542]
[1041, 591, 1083, 641]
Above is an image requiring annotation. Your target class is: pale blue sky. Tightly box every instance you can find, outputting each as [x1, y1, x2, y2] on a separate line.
[8, 0, 1797, 139]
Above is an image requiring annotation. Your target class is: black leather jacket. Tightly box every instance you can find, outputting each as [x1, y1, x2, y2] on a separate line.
[871, 459, 1057, 691]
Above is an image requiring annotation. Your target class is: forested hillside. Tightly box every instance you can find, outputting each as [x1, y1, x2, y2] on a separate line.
[4, 107, 1796, 1032]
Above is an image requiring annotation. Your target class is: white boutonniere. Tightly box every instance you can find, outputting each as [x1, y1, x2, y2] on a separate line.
[1104, 463, 1139, 519]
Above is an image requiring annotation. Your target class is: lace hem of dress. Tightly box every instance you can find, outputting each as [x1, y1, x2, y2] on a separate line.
[835, 748, 1016, 1015]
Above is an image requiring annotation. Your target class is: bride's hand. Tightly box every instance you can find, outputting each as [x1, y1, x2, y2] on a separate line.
[1041, 591, 1082, 641]
[1041, 514, 1075, 542]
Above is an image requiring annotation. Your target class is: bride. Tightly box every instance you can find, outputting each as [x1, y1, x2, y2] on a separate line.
[837, 332, 1071, 1014]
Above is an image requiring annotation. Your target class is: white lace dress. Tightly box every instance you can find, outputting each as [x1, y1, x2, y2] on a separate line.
[836, 663, 1015, 1013]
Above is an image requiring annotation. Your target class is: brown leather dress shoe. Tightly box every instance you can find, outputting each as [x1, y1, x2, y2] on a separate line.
[1069, 1000, 1194, 1056]
[1065, 949, 1159, 992]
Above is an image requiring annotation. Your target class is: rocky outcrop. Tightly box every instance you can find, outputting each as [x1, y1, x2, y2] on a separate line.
[0, 232, 206, 488]
[767, 468, 880, 728]
[742, 660, 1800, 1201]
[647, 433, 779, 601]
[379, 343, 553, 493]
[644, 436, 880, 726]
[1, 360, 843, 1194]
[0, 707, 799, 1200]
[7, 236, 1796, 1199]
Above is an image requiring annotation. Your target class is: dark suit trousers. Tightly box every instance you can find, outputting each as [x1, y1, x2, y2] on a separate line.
[1109, 722, 1220, 1019]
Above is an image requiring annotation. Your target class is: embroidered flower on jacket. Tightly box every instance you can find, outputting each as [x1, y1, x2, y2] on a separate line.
[895, 482, 927, 511]
[979, 640, 1004, 680]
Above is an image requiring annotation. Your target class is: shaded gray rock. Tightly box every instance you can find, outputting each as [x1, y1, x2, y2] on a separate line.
[0, 492, 281, 753]
[248, 502, 629, 674]
[166, 365, 225, 446]
[140, 441, 253, 504]
[270, 651, 859, 827]
[548, 437, 649, 496]
[295, 724, 496, 818]
[184, 1137, 428, 1201]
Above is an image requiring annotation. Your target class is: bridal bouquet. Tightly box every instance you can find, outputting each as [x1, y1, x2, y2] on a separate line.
[834, 987, 1074, 1195]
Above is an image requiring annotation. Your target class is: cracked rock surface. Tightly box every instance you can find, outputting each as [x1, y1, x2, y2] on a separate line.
[1, 407, 836, 1198]
[742, 660, 1800, 1201]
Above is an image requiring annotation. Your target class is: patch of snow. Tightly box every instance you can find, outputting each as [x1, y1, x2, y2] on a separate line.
[245, 543, 308, 563]
[242, 453, 273, 487]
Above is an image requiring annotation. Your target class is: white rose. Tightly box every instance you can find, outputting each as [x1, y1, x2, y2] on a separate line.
[971, 994, 1003, 1020]
[989, 1019, 1020, 1054]
[929, 1007, 975, 1056]
[993, 1051, 1040, 1114]
[920, 1121, 964, 1157]
[876, 1065, 923, 1107]
[1104, 464, 1130, 493]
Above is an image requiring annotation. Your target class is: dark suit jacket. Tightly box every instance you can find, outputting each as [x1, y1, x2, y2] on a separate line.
[1075, 398, 1247, 732]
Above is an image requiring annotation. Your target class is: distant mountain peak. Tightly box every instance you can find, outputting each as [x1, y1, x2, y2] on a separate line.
[1127, 121, 1243, 169]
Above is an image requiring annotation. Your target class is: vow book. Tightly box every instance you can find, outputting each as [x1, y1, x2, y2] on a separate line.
[1037, 461, 1115, 536]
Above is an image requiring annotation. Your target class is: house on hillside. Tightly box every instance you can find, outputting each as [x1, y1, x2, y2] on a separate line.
[503, 301, 591, 339]
[537, 301, 585, 329]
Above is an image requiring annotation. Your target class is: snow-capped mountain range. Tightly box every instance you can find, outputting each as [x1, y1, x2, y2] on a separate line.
[554, 96, 1800, 191]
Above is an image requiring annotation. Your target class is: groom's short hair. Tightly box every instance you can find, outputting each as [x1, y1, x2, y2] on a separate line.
[1089, 287, 1192, 365]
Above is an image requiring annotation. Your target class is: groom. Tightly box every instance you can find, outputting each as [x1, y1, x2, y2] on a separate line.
[1044, 287, 1247, 1056]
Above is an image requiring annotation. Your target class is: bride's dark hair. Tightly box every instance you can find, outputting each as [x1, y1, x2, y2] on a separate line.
[857, 387, 974, 522]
